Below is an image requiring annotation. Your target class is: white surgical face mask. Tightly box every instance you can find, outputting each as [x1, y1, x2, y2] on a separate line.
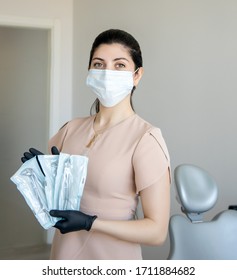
[86, 69, 134, 107]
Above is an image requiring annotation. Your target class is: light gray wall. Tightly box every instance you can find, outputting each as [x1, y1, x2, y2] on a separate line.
[0, 27, 49, 251]
[0, 1, 74, 134]
[73, 0, 237, 259]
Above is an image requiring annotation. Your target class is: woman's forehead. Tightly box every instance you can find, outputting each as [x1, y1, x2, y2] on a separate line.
[92, 43, 131, 60]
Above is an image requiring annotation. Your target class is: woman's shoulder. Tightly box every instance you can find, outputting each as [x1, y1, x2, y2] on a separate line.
[133, 114, 161, 135]
[61, 115, 94, 130]
[133, 114, 169, 160]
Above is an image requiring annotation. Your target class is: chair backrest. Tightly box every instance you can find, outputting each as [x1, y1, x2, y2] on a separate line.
[168, 164, 237, 260]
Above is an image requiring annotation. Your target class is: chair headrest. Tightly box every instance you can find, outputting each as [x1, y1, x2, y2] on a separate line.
[174, 164, 218, 221]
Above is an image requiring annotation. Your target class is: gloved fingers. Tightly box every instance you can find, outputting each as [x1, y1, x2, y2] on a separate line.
[21, 152, 34, 163]
[53, 220, 68, 234]
[50, 210, 70, 234]
[21, 157, 27, 163]
[51, 146, 60, 155]
[50, 209, 70, 219]
[22, 147, 58, 162]
[29, 148, 44, 156]
[50, 210, 97, 233]
[21, 148, 44, 163]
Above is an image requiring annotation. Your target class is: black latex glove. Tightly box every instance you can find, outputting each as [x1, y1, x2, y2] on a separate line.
[21, 146, 59, 163]
[21, 146, 60, 176]
[50, 210, 97, 234]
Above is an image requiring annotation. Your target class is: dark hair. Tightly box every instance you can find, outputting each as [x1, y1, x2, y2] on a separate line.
[89, 29, 143, 115]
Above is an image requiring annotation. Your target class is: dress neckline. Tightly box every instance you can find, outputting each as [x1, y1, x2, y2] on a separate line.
[92, 113, 136, 135]
[86, 113, 136, 148]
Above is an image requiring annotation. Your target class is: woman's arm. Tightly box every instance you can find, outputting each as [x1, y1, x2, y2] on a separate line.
[91, 169, 170, 246]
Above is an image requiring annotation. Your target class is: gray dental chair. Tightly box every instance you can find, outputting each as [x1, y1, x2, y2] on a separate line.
[168, 164, 237, 260]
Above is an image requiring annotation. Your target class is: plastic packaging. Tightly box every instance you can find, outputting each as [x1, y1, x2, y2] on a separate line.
[10, 153, 88, 229]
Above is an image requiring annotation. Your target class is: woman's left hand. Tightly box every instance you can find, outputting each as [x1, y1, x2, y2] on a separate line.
[50, 210, 97, 234]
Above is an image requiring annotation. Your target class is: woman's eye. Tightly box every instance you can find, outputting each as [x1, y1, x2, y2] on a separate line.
[115, 63, 126, 69]
[93, 62, 104, 69]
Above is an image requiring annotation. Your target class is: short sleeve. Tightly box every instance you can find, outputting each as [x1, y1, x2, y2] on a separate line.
[48, 122, 69, 153]
[132, 127, 171, 193]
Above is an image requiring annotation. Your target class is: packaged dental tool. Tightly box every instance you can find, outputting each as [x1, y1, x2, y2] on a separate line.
[68, 155, 88, 210]
[37, 155, 58, 207]
[10, 156, 54, 229]
[37, 154, 59, 225]
[54, 154, 88, 210]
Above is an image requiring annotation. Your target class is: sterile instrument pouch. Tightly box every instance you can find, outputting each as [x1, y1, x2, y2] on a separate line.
[53, 153, 88, 211]
[10, 156, 54, 229]
[10, 153, 89, 229]
[38, 155, 59, 211]
[37, 154, 59, 225]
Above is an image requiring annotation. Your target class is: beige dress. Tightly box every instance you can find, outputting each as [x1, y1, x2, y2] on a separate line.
[49, 114, 170, 260]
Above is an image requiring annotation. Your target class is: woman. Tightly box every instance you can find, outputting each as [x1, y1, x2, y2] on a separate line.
[48, 29, 171, 259]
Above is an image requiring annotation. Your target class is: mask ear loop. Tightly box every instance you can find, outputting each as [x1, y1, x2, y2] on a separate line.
[132, 68, 140, 92]
[133, 68, 140, 75]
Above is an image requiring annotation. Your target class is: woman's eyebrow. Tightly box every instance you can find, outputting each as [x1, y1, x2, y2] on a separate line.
[92, 57, 104, 61]
[92, 57, 129, 62]
[114, 57, 129, 62]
